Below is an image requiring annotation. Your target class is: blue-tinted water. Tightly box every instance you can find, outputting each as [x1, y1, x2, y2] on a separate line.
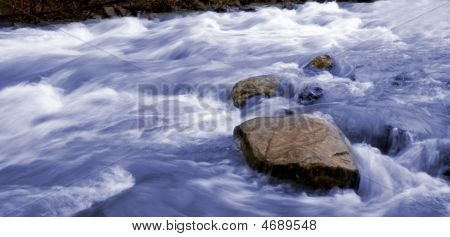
[0, 0, 449, 216]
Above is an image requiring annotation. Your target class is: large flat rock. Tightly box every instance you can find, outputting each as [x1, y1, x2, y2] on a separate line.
[234, 115, 360, 189]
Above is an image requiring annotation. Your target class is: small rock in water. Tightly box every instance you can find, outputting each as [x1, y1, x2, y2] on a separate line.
[385, 126, 413, 155]
[298, 86, 323, 105]
[283, 109, 294, 116]
[302, 55, 355, 80]
[309, 55, 333, 70]
[231, 75, 281, 108]
[392, 70, 426, 86]
[302, 55, 334, 76]
[234, 115, 360, 190]
[392, 73, 413, 86]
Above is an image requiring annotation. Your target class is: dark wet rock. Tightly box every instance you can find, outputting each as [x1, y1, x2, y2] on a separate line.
[274, 109, 295, 117]
[234, 115, 360, 190]
[239, 6, 257, 12]
[444, 169, 450, 178]
[391, 70, 425, 86]
[440, 149, 450, 177]
[385, 126, 413, 155]
[298, 86, 323, 105]
[392, 73, 411, 86]
[283, 109, 294, 116]
[103, 6, 117, 17]
[214, 6, 228, 13]
[116, 5, 131, 16]
[231, 75, 281, 108]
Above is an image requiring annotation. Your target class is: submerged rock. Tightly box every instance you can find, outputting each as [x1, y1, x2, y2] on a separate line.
[309, 55, 333, 70]
[391, 70, 425, 86]
[273, 109, 295, 117]
[444, 169, 450, 178]
[302, 54, 356, 80]
[234, 115, 360, 189]
[392, 73, 411, 86]
[440, 149, 450, 179]
[231, 75, 281, 108]
[303, 55, 333, 76]
[298, 86, 324, 105]
[385, 126, 413, 155]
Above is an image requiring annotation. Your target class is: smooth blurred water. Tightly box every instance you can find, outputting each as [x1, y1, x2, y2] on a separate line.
[0, 0, 449, 216]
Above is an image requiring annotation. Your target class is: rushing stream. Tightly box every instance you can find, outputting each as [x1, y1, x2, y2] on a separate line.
[0, 0, 449, 216]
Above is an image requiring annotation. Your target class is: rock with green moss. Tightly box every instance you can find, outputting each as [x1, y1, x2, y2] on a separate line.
[231, 75, 281, 108]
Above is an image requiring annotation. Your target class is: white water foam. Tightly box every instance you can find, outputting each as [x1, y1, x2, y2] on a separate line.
[0, 0, 448, 216]
[0, 166, 134, 216]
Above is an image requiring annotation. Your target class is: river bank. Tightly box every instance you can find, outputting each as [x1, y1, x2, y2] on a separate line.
[0, 0, 376, 25]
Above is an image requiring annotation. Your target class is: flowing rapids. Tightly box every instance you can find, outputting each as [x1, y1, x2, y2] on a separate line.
[0, 0, 449, 216]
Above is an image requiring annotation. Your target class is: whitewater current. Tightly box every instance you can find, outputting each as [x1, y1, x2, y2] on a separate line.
[0, 0, 449, 216]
